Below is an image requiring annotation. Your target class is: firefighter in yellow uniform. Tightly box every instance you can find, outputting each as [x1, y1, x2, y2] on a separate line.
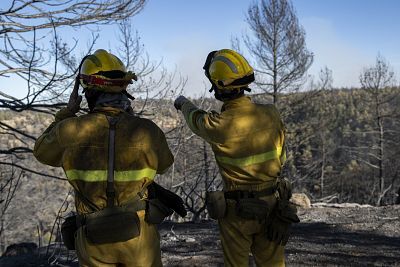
[174, 49, 298, 267]
[34, 49, 174, 267]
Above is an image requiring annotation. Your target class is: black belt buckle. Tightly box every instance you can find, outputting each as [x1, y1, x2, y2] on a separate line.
[240, 191, 256, 198]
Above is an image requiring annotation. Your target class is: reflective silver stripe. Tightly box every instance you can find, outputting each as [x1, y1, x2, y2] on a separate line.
[213, 56, 238, 74]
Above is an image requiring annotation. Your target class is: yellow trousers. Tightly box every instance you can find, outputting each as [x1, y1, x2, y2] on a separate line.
[218, 198, 285, 267]
[75, 210, 162, 267]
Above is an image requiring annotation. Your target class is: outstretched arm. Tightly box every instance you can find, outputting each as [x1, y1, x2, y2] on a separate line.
[174, 96, 222, 144]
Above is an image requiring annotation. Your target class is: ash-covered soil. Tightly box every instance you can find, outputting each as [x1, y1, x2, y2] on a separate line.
[160, 205, 400, 267]
[1, 205, 399, 267]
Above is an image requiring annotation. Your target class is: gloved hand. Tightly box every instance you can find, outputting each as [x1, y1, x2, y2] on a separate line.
[174, 95, 189, 111]
[265, 200, 300, 246]
[148, 182, 187, 218]
[67, 77, 82, 114]
[265, 212, 291, 246]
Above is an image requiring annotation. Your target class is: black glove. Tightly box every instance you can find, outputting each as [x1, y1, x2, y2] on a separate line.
[148, 183, 187, 218]
[265, 200, 300, 246]
[265, 214, 291, 245]
[174, 95, 189, 110]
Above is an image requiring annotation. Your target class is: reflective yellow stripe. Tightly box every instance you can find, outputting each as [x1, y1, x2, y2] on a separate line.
[216, 147, 283, 167]
[66, 168, 157, 182]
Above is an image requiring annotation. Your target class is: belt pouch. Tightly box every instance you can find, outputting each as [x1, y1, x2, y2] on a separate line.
[61, 215, 78, 250]
[236, 198, 270, 220]
[206, 191, 226, 220]
[85, 206, 140, 244]
[145, 199, 173, 224]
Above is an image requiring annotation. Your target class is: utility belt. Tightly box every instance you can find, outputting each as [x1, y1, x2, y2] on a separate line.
[61, 184, 186, 250]
[224, 186, 277, 200]
[206, 186, 277, 221]
[206, 178, 300, 246]
[61, 193, 146, 250]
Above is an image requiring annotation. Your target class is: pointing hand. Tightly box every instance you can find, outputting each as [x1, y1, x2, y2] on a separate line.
[174, 95, 189, 111]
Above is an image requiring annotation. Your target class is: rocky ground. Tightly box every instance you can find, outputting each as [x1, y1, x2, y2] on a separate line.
[1, 205, 399, 267]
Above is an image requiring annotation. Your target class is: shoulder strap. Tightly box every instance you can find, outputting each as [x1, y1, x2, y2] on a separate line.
[106, 115, 120, 207]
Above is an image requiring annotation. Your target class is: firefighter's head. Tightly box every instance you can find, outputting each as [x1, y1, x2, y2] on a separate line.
[78, 49, 136, 111]
[203, 49, 254, 101]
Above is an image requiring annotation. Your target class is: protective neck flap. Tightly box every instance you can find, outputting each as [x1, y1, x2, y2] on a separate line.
[214, 87, 249, 101]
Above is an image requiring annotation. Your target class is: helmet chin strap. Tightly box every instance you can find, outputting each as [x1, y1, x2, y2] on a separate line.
[122, 90, 135, 100]
[209, 84, 218, 93]
[78, 55, 90, 92]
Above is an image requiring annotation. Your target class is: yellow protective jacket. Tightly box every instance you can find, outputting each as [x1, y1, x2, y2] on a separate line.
[34, 107, 173, 214]
[181, 96, 285, 191]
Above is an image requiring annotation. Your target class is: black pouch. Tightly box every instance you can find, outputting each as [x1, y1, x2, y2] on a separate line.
[236, 198, 270, 220]
[206, 191, 226, 220]
[276, 199, 300, 223]
[145, 199, 173, 224]
[85, 206, 140, 244]
[61, 215, 78, 250]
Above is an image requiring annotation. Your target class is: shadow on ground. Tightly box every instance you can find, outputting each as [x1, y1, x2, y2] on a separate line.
[287, 222, 400, 266]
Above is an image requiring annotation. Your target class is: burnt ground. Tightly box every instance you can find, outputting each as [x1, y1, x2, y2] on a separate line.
[160, 206, 400, 267]
[1, 206, 399, 267]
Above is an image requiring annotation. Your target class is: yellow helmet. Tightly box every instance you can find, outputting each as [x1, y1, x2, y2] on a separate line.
[204, 49, 254, 91]
[79, 49, 137, 93]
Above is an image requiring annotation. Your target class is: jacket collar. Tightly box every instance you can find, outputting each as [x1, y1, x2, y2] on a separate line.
[92, 106, 125, 116]
[221, 96, 252, 112]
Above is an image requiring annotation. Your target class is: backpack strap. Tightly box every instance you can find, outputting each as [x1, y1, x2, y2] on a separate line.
[106, 115, 120, 207]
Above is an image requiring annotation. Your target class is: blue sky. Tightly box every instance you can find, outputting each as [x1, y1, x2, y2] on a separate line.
[126, 0, 400, 95]
[1, 0, 400, 98]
